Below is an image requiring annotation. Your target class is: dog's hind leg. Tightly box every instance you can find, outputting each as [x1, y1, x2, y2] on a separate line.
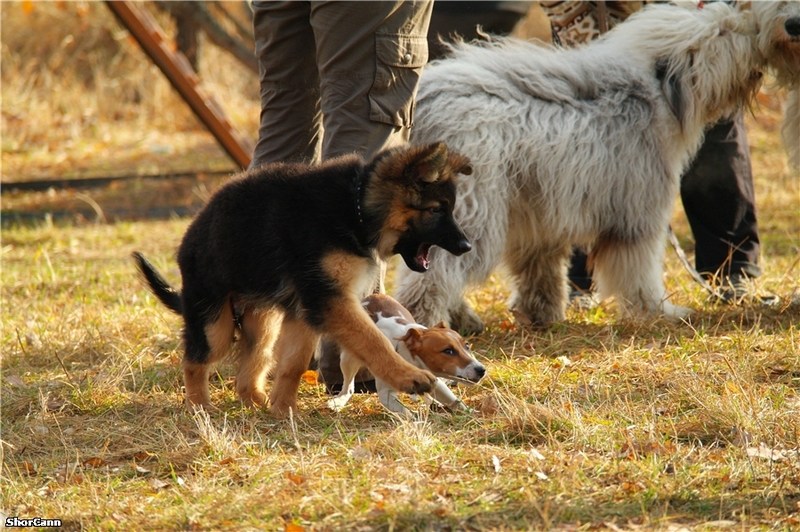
[236, 307, 283, 408]
[183, 300, 235, 409]
[268, 317, 319, 417]
[327, 349, 362, 411]
[506, 244, 571, 326]
[592, 235, 691, 319]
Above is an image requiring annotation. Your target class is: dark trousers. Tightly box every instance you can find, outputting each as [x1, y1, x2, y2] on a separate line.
[569, 112, 761, 289]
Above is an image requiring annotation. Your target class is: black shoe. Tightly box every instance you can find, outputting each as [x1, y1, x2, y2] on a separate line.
[713, 273, 779, 307]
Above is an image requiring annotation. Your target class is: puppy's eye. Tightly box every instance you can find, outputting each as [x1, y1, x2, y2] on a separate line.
[427, 205, 443, 214]
[464, 342, 470, 350]
[443, 348, 456, 356]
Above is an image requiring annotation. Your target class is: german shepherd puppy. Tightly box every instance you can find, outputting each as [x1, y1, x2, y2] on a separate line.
[133, 142, 472, 416]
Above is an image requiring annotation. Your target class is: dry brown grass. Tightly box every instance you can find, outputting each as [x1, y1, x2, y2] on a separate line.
[2, 2, 800, 531]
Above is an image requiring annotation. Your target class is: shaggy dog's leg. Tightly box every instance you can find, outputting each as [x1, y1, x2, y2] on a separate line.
[395, 259, 463, 330]
[396, 265, 486, 334]
[184, 300, 235, 409]
[506, 243, 572, 326]
[592, 235, 691, 319]
[236, 307, 283, 408]
[268, 317, 319, 417]
[449, 299, 486, 334]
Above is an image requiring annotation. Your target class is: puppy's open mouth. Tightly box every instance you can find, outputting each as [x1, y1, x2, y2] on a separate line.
[415, 243, 432, 270]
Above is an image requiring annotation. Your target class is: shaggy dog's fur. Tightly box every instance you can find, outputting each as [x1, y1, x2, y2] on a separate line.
[134, 142, 473, 416]
[394, 3, 762, 332]
[750, 0, 800, 168]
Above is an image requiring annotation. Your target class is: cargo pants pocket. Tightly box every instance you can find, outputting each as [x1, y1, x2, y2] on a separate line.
[369, 34, 428, 128]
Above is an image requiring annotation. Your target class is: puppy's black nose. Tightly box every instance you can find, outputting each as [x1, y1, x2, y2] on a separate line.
[786, 17, 800, 37]
[456, 238, 472, 254]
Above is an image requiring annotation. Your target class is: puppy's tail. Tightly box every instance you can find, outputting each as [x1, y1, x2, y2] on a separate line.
[132, 251, 183, 315]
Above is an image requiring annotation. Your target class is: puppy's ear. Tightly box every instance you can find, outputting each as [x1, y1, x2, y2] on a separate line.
[656, 58, 687, 131]
[450, 152, 473, 176]
[407, 142, 449, 183]
[433, 320, 449, 329]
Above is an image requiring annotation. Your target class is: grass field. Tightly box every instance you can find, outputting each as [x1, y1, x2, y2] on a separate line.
[2, 2, 800, 531]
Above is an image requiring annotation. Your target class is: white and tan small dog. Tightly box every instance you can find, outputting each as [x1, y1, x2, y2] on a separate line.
[328, 294, 485, 416]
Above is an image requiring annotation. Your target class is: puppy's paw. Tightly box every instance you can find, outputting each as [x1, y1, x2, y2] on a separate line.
[186, 399, 218, 413]
[269, 399, 298, 418]
[239, 389, 268, 409]
[390, 367, 436, 396]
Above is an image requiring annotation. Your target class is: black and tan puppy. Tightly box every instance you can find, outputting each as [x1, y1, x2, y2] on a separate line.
[133, 142, 472, 416]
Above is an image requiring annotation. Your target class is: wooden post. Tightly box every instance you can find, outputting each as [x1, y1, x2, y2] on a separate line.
[105, 1, 253, 170]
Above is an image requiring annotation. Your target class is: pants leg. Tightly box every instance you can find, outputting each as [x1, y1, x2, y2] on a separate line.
[250, 1, 322, 168]
[308, 1, 432, 389]
[680, 113, 761, 279]
[310, 0, 433, 160]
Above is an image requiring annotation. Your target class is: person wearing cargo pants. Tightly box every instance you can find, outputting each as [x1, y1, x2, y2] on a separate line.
[249, 1, 433, 167]
[249, 1, 434, 392]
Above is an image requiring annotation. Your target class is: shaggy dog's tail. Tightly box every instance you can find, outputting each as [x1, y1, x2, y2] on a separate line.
[132, 252, 183, 314]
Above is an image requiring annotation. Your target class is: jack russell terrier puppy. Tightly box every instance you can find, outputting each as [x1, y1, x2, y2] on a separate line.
[328, 294, 486, 416]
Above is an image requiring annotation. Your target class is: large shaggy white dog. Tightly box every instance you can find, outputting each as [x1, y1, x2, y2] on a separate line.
[395, 3, 762, 332]
[751, 0, 800, 168]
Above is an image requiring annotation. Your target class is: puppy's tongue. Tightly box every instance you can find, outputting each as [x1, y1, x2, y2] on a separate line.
[416, 244, 431, 270]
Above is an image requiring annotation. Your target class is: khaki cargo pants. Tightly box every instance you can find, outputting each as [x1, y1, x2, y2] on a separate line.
[250, 1, 433, 168]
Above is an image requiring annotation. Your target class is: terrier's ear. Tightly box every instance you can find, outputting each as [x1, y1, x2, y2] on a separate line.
[399, 327, 423, 347]
[433, 320, 449, 329]
[409, 142, 449, 183]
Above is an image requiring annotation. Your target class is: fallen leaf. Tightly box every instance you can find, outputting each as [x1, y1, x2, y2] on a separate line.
[349, 446, 371, 461]
[553, 356, 572, 367]
[285, 524, 305, 532]
[149, 478, 170, 490]
[300, 370, 318, 385]
[529, 448, 546, 460]
[499, 319, 516, 332]
[746, 444, 784, 461]
[83, 457, 108, 468]
[24, 332, 41, 348]
[479, 396, 499, 417]
[46, 397, 67, 412]
[5, 375, 26, 387]
[286, 472, 306, 485]
[20, 461, 37, 476]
